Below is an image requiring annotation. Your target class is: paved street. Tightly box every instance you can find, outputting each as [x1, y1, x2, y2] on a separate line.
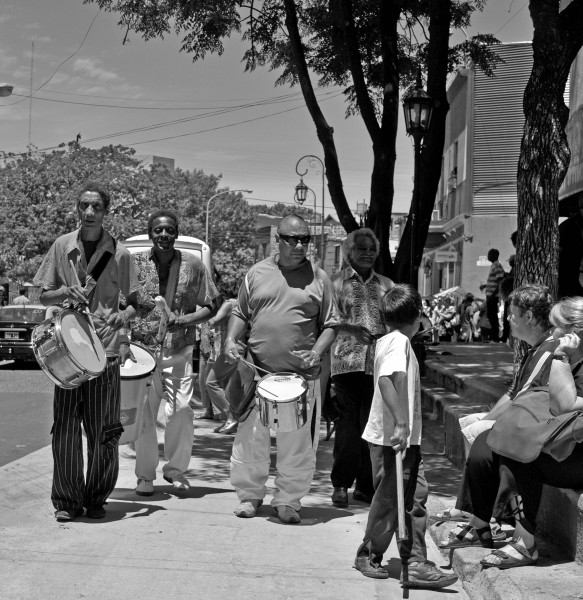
[0, 362, 468, 600]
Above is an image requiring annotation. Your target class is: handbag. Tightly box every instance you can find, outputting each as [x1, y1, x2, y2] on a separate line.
[486, 387, 583, 463]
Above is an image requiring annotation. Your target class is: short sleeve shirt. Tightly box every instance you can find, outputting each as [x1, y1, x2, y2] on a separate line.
[131, 249, 219, 352]
[362, 330, 422, 447]
[33, 228, 139, 356]
[330, 266, 394, 376]
[233, 257, 340, 379]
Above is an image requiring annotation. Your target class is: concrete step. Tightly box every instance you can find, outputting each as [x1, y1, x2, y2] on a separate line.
[421, 355, 583, 566]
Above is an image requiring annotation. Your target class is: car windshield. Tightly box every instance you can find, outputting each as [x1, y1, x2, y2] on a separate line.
[0, 306, 46, 323]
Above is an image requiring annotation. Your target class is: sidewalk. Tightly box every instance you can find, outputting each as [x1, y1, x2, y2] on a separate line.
[422, 342, 583, 600]
[0, 412, 468, 600]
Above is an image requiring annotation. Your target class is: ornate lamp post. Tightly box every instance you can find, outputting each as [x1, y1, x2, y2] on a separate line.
[205, 188, 253, 245]
[402, 71, 433, 289]
[295, 155, 326, 268]
[294, 178, 318, 261]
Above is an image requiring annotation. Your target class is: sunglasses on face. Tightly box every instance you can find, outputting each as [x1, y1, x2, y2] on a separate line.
[279, 234, 311, 246]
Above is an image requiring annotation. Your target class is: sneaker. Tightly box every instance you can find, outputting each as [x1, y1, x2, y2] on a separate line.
[85, 505, 106, 519]
[163, 474, 191, 490]
[136, 478, 154, 496]
[354, 552, 389, 579]
[234, 499, 263, 518]
[275, 505, 301, 524]
[402, 560, 458, 589]
[55, 508, 83, 522]
[331, 486, 349, 508]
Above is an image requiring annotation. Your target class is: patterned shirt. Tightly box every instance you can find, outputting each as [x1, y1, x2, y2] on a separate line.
[485, 260, 506, 298]
[330, 265, 394, 376]
[131, 249, 219, 352]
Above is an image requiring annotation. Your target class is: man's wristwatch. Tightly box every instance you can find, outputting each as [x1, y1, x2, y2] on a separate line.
[553, 353, 570, 363]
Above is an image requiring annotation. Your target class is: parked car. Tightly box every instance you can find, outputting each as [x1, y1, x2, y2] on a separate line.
[0, 304, 47, 363]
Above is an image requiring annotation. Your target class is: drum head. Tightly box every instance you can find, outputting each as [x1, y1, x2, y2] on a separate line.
[121, 343, 156, 379]
[257, 373, 306, 402]
[59, 310, 106, 373]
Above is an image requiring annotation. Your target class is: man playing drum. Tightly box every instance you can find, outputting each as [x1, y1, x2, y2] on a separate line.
[131, 209, 219, 495]
[224, 214, 339, 524]
[33, 181, 139, 522]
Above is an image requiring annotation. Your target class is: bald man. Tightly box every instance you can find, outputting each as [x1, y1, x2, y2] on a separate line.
[224, 215, 339, 523]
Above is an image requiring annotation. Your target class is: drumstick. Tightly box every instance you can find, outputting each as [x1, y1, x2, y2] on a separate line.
[154, 296, 171, 344]
[68, 259, 95, 330]
[396, 449, 408, 542]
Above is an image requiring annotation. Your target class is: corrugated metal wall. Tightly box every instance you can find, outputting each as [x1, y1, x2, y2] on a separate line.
[472, 43, 534, 215]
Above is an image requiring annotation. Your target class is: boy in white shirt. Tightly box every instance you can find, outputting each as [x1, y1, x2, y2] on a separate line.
[354, 284, 458, 589]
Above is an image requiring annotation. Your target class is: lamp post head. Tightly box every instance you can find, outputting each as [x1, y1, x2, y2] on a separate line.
[402, 70, 433, 139]
[294, 179, 309, 205]
[0, 84, 14, 98]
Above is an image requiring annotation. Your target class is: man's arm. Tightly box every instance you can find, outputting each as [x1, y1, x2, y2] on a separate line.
[224, 313, 249, 363]
[293, 326, 337, 370]
[482, 393, 511, 421]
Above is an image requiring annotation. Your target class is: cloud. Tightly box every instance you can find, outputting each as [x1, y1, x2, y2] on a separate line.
[72, 57, 119, 82]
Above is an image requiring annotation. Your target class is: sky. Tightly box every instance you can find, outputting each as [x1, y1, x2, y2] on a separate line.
[0, 1, 533, 220]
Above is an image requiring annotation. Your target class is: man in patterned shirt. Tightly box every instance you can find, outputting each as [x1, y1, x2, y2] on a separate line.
[485, 249, 506, 343]
[329, 229, 394, 508]
[131, 209, 219, 495]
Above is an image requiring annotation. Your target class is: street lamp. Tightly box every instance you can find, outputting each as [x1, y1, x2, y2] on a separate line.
[294, 178, 318, 261]
[402, 70, 433, 289]
[205, 188, 253, 244]
[295, 155, 326, 268]
[0, 84, 13, 98]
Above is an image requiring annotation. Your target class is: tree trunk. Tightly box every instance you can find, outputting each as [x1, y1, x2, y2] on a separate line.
[516, 0, 583, 294]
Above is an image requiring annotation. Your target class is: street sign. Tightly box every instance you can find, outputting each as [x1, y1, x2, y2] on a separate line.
[434, 250, 458, 263]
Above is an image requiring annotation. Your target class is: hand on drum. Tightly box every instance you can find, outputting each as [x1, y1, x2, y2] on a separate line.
[105, 311, 128, 331]
[291, 349, 321, 370]
[119, 343, 136, 365]
[62, 283, 88, 306]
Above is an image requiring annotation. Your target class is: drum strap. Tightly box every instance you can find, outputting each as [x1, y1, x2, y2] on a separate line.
[83, 241, 117, 300]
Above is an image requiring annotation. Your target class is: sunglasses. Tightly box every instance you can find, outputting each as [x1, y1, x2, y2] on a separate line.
[279, 234, 311, 246]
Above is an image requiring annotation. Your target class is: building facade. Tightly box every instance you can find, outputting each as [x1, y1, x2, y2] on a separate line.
[421, 42, 534, 297]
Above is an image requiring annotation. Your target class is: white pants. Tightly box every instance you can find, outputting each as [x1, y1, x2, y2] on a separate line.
[459, 412, 494, 457]
[230, 379, 320, 511]
[135, 345, 195, 481]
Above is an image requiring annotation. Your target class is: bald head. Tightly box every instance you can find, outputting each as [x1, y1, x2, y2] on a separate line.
[277, 214, 310, 236]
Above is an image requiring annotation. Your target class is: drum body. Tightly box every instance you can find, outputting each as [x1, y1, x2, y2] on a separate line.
[119, 343, 156, 445]
[256, 372, 308, 433]
[32, 309, 106, 389]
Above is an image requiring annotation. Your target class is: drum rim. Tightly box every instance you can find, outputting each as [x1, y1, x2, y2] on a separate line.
[55, 309, 107, 374]
[120, 341, 157, 379]
[256, 371, 307, 402]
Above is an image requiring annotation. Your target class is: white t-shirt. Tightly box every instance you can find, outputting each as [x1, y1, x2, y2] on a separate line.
[362, 330, 422, 447]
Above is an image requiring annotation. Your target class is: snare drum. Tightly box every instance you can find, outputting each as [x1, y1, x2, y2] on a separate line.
[256, 372, 308, 433]
[119, 343, 156, 445]
[33, 308, 106, 389]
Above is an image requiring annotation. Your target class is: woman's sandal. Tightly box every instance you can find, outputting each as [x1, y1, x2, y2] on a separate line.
[480, 541, 538, 569]
[434, 508, 472, 522]
[439, 524, 505, 549]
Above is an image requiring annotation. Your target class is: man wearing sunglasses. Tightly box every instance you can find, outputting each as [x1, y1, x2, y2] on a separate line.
[224, 214, 339, 524]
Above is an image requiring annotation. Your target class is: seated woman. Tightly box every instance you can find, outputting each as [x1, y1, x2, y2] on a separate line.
[446, 295, 583, 569]
[479, 297, 583, 568]
[439, 284, 557, 545]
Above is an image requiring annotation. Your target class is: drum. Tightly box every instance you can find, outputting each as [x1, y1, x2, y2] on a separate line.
[32, 308, 106, 389]
[119, 343, 156, 445]
[256, 372, 308, 433]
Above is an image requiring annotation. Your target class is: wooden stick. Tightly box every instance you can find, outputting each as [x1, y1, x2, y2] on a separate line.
[396, 449, 409, 542]
[154, 295, 171, 345]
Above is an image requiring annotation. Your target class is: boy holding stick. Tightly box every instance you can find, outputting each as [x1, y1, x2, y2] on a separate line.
[354, 284, 458, 589]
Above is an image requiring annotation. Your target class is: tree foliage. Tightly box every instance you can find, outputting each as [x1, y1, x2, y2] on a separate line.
[0, 143, 256, 293]
[84, 0, 500, 280]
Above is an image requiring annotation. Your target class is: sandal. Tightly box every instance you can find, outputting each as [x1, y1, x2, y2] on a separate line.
[434, 508, 471, 522]
[480, 541, 538, 569]
[439, 524, 505, 549]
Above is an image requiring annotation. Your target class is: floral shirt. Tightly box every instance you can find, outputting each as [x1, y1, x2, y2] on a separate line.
[131, 249, 219, 352]
[330, 265, 394, 376]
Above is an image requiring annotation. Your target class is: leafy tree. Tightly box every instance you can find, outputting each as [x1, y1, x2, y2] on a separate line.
[0, 144, 255, 294]
[84, 0, 499, 279]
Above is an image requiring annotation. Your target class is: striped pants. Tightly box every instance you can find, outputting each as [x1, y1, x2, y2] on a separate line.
[51, 359, 123, 512]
